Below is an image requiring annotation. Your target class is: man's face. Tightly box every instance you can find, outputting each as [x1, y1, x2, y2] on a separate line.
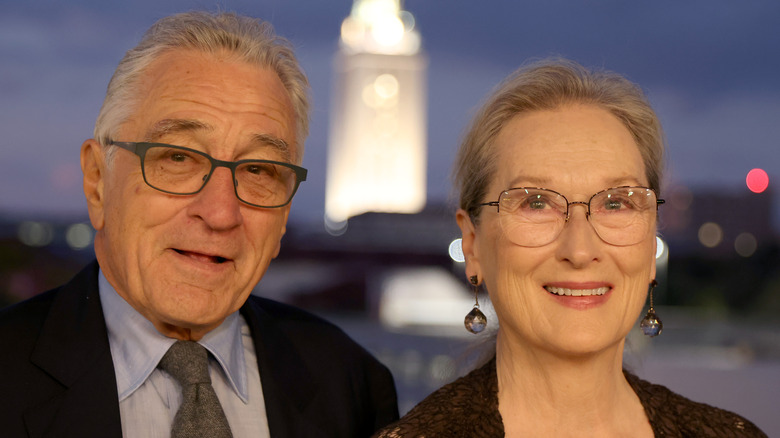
[82, 49, 298, 340]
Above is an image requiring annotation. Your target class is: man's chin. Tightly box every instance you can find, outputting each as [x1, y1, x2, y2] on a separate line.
[154, 314, 226, 341]
[148, 299, 233, 339]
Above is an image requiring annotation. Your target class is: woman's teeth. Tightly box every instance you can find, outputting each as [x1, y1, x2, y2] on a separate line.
[545, 286, 609, 297]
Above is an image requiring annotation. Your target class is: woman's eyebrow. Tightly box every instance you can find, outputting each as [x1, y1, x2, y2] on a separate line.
[506, 175, 550, 188]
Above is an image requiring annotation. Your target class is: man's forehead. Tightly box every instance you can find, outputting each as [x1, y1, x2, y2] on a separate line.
[144, 118, 293, 162]
[124, 49, 298, 161]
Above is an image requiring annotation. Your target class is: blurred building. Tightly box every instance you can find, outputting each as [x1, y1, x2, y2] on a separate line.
[325, 0, 428, 232]
[661, 186, 776, 258]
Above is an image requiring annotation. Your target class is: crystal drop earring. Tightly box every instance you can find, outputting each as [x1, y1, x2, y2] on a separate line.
[640, 280, 663, 337]
[464, 275, 487, 334]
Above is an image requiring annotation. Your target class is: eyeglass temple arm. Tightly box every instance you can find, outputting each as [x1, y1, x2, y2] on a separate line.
[109, 141, 136, 152]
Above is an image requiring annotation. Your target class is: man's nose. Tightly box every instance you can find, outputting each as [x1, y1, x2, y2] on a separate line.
[187, 166, 243, 230]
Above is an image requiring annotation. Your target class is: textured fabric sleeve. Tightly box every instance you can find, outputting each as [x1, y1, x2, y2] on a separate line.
[373, 358, 503, 438]
[626, 372, 768, 438]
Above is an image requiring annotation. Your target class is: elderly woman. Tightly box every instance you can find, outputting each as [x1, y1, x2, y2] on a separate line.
[375, 59, 765, 437]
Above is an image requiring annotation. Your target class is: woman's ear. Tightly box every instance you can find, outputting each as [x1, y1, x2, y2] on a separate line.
[456, 209, 482, 280]
[650, 234, 658, 281]
[81, 139, 106, 230]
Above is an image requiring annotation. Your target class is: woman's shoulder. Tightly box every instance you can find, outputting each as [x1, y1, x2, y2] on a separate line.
[625, 371, 767, 437]
[373, 357, 503, 438]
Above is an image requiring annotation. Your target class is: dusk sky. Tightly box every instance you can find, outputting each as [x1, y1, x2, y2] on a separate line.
[2, 0, 778, 228]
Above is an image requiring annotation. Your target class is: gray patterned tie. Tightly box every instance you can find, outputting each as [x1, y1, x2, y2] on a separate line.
[158, 341, 233, 438]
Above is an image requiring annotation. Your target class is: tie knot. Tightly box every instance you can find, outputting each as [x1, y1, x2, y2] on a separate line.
[158, 341, 212, 386]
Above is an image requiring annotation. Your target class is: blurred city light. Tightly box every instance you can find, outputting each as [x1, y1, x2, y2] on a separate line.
[324, 213, 349, 236]
[448, 238, 465, 263]
[655, 236, 669, 273]
[339, 0, 421, 55]
[17, 221, 54, 247]
[326, 0, 427, 224]
[65, 223, 93, 250]
[698, 222, 723, 248]
[734, 232, 758, 257]
[746, 168, 769, 193]
[655, 236, 667, 259]
[378, 267, 488, 332]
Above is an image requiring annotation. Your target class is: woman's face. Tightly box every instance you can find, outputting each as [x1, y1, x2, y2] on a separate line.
[457, 104, 657, 357]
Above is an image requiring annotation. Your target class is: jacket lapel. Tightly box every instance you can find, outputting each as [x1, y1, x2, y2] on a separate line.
[241, 296, 326, 437]
[24, 262, 122, 438]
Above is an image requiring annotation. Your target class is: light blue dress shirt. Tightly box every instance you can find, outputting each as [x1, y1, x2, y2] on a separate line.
[98, 271, 270, 438]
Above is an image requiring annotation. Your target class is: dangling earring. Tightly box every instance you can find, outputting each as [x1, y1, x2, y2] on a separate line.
[464, 275, 487, 334]
[640, 280, 662, 337]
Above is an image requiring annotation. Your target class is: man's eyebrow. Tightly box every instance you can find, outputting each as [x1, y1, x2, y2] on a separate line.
[144, 119, 212, 142]
[143, 119, 292, 161]
[252, 133, 291, 162]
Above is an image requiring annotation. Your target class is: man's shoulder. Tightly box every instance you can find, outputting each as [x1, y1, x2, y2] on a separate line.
[0, 261, 100, 351]
[0, 270, 80, 330]
[241, 294, 395, 376]
[0, 262, 98, 324]
[245, 294, 333, 323]
[243, 294, 356, 344]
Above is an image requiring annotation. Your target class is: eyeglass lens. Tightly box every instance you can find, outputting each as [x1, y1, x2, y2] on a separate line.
[496, 187, 657, 247]
[142, 145, 298, 207]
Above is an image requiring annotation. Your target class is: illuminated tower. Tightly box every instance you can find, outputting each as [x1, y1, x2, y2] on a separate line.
[325, 0, 427, 232]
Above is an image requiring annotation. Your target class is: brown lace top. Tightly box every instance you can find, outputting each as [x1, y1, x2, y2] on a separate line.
[373, 357, 766, 438]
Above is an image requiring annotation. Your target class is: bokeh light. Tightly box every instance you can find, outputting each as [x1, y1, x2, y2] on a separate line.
[655, 236, 667, 259]
[17, 221, 54, 247]
[65, 223, 93, 250]
[734, 232, 758, 257]
[448, 238, 464, 262]
[374, 73, 399, 99]
[698, 222, 723, 248]
[746, 168, 769, 193]
[324, 213, 349, 236]
[371, 14, 405, 46]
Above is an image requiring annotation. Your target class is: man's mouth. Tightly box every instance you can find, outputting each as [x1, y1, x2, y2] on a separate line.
[544, 286, 610, 297]
[174, 249, 228, 264]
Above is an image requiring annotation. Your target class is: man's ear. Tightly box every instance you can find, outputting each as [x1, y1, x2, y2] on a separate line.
[272, 208, 291, 259]
[272, 224, 286, 258]
[81, 139, 106, 230]
[456, 209, 482, 280]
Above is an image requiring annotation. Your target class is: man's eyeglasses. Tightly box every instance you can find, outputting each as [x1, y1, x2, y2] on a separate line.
[110, 141, 307, 208]
[476, 186, 664, 247]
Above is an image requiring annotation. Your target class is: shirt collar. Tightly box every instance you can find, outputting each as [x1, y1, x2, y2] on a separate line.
[98, 270, 249, 402]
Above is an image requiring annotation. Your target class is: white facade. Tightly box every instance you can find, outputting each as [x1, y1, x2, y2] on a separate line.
[325, 0, 428, 227]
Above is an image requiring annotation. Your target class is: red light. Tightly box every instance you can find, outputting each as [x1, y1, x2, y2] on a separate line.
[746, 168, 769, 193]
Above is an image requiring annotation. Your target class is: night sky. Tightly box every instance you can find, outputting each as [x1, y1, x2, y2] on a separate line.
[2, 0, 778, 227]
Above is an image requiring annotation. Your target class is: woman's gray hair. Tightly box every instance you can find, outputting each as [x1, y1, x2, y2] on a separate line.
[454, 58, 665, 221]
[94, 11, 310, 164]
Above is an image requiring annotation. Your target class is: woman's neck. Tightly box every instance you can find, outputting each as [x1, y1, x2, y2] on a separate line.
[495, 331, 651, 437]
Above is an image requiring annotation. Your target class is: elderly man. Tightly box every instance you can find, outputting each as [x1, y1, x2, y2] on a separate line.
[0, 11, 398, 438]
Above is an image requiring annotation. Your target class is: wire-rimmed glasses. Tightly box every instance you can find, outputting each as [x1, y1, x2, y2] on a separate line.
[477, 186, 664, 247]
[110, 141, 307, 208]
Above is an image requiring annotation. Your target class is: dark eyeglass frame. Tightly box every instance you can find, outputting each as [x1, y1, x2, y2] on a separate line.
[475, 186, 665, 247]
[110, 141, 307, 208]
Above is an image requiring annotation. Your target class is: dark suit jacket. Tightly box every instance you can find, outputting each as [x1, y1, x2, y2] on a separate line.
[0, 261, 399, 437]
